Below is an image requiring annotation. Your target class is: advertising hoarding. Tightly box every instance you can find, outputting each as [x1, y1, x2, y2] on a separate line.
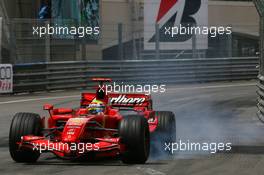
[0, 64, 13, 93]
[144, 0, 208, 50]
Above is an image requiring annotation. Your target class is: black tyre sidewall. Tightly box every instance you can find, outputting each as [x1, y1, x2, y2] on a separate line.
[150, 111, 176, 158]
[155, 111, 176, 142]
[119, 115, 150, 164]
[9, 113, 42, 162]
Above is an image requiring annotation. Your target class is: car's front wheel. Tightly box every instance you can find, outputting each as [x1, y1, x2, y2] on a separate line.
[119, 115, 150, 164]
[9, 112, 42, 162]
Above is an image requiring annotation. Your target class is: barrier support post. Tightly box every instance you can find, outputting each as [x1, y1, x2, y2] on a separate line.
[118, 23, 124, 60]
[0, 17, 2, 64]
[155, 23, 160, 59]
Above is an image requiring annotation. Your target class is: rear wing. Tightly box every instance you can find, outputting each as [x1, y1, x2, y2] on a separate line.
[81, 78, 152, 110]
[81, 93, 152, 110]
[108, 93, 152, 108]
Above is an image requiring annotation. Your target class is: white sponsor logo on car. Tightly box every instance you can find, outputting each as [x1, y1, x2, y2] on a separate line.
[110, 95, 145, 104]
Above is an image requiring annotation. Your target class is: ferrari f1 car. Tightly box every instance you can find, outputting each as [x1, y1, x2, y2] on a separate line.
[9, 78, 176, 164]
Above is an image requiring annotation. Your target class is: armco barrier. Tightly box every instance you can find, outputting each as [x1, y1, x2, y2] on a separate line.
[13, 57, 259, 93]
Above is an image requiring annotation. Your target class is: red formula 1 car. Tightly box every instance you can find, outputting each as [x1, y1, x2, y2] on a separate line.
[9, 78, 176, 164]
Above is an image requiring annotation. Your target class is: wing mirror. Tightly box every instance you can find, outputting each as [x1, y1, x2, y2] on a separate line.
[43, 104, 54, 111]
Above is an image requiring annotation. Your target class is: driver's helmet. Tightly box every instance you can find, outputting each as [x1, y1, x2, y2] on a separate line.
[87, 99, 105, 115]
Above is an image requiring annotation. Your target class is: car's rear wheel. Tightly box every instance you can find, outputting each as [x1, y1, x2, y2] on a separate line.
[9, 113, 42, 162]
[151, 111, 176, 157]
[155, 111, 176, 142]
[119, 115, 150, 164]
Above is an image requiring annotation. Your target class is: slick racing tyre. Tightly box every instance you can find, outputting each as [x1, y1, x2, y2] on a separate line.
[9, 113, 42, 162]
[151, 111, 176, 157]
[155, 111, 176, 143]
[119, 115, 150, 164]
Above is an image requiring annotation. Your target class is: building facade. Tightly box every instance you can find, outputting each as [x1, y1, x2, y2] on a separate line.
[0, 0, 259, 63]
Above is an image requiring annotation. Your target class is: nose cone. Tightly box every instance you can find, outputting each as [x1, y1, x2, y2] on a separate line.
[61, 118, 89, 142]
[78, 108, 88, 115]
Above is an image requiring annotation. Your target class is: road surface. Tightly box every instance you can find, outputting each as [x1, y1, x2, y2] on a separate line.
[0, 81, 264, 175]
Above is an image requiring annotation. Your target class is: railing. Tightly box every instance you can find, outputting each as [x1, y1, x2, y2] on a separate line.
[13, 57, 259, 93]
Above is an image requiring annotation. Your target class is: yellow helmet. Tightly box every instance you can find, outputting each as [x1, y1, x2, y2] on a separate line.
[87, 99, 105, 114]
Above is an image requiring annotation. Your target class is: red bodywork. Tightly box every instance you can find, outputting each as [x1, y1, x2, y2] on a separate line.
[18, 79, 158, 160]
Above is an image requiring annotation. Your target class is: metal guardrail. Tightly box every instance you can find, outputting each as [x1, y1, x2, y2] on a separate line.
[13, 57, 259, 93]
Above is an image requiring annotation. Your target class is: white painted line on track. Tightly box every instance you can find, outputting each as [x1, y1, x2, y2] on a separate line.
[167, 83, 256, 91]
[0, 95, 80, 105]
[137, 167, 166, 175]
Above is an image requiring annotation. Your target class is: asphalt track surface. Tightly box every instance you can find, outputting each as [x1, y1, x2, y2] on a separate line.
[1, 81, 264, 175]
